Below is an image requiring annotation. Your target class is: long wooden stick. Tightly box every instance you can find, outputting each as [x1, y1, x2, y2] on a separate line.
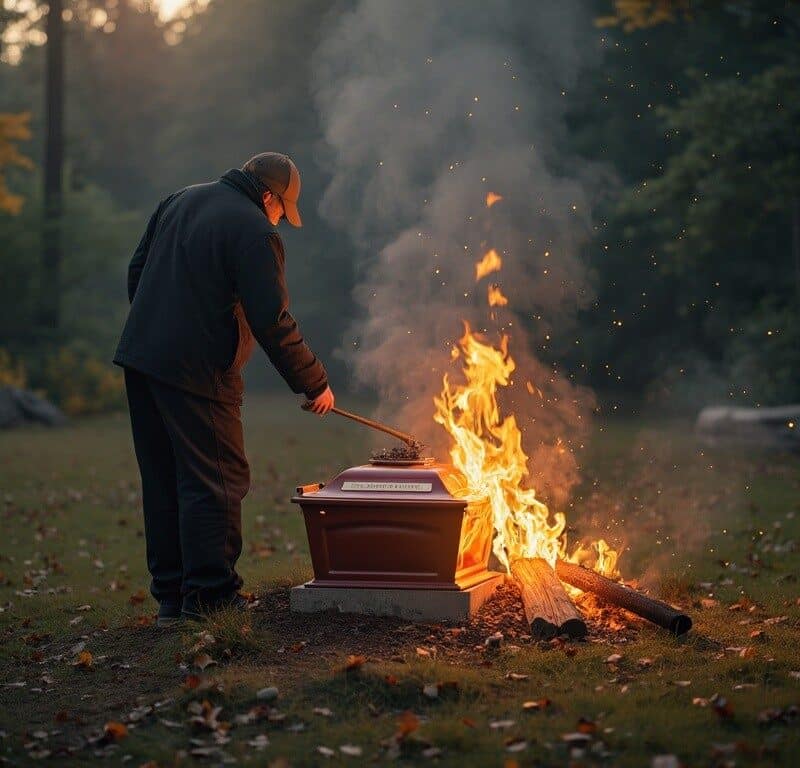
[303, 402, 417, 446]
[555, 560, 692, 635]
[511, 558, 586, 640]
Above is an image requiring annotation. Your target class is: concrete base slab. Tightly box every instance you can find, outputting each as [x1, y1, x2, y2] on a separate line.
[290, 573, 504, 623]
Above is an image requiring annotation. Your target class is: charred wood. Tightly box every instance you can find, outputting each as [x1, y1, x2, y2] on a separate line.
[511, 558, 586, 640]
[555, 560, 692, 635]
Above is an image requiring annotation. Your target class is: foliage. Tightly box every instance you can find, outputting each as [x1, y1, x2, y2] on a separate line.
[0, 173, 140, 407]
[0, 111, 32, 214]
[596, 0, 692, 31]
[41, 341, 125, 415]
[0, 347, 26, 387]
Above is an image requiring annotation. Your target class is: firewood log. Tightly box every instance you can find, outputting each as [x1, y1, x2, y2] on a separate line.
[510, 558, 586, 639]
[555, 560, 692, 635]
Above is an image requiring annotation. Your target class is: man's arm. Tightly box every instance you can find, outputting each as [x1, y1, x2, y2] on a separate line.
[127, 193, 178, 303]
[233, 232, 328, 398]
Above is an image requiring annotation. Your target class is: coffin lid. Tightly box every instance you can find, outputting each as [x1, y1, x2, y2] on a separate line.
[292, 462, 471, 506]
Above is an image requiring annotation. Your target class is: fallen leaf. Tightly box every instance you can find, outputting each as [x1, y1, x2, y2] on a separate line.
[396, 711, 419, 739]
[247, 734, 269, 750]
[415, 647, 431, 658]
[505, 672, 528, 681]
[316, 746, 335, 757]
[384, 674, 398, 686]
[103, 721, 127, 741]
[184, 674, 202, 690]
[522, 698, 551, 711]
[422, 683, 438, 699]
[577, 717, 597, 734]
[73, 651, 93, 669]
[605, 653, 623, 664]
[344, 655, 366, 671]
[193, 653, 217, 671]
[651, 756, 680, 768]
[673, 680, 692, 687]
[129, 590, 147, 606]
[256, 686, 278, 702]
[489, 719, 516, 730]
[711, 693, 734, 720]
[505, 737, 528, 753]
[462, 717, 477, 728]
[562, 732, 593, 744]
[339, 744, 362, 756]
[313, 707, 333, 717]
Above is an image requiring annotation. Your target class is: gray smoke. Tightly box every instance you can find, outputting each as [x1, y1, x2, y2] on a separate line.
[313, 0, 603, 506]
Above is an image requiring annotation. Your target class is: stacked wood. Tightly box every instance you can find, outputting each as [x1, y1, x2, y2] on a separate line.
[510, 558, 587, 640]
[555, 560, 692, 636]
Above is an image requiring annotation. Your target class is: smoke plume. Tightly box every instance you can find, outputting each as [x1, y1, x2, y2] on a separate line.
[313, 1, 602, 506]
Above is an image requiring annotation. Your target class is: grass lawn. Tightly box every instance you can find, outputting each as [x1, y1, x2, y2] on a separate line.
[1, 394, 799, 767]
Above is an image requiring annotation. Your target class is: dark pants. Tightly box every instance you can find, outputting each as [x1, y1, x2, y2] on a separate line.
[123, 368, 250, 613]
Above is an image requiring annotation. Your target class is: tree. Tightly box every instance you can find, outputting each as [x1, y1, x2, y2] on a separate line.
[0, 111, 32, 214]
[2, 0, 212, 330]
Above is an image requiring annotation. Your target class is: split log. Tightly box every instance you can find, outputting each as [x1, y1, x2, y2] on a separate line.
[511, 558, 587, 640]
[555, 560, 692, 636]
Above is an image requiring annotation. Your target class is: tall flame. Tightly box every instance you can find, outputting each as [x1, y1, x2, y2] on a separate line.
[434, 325, 566, 572]
[434, 325, 618, 577]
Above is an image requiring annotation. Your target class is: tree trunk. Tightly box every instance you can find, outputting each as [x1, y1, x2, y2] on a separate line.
[792, 196, 800, 304]
[39, 0, 64, 330]
[510, 558, 586, 640]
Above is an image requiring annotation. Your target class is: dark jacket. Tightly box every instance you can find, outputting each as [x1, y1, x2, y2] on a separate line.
[113, 169, 328, 403]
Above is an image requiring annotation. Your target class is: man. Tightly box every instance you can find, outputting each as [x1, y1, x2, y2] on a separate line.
[114, 152, 334, 627]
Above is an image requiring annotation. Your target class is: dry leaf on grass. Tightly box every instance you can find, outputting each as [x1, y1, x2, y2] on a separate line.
[72, 650, 93, 669]
[128, 590, 147, 606]
[505, 737, 528, 753]
[505, 672, 528, 681]
[339, 744, 363, 756]
[422, 683, 438, 699]
[395, 711, 419, 739]
[522, 698, 551, 711]
[317, 746, 335, 757]
[103, 722, 127, 741]
[343, 654, 366, 672]
[489, 719, 516, 730]
[193, 653, 217, 671]
[577, 717, 597, 734]
[312, 707, 333, 717]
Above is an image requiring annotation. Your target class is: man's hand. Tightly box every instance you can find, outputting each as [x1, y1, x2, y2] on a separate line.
[303, 385, 335, 415]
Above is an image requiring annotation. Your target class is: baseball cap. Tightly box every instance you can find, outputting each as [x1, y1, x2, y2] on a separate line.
[242, 152, 302, 227]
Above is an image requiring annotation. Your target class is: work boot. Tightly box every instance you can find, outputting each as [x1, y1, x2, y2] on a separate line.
[182, 593, 257, 622]
[156, 602, 183, 628]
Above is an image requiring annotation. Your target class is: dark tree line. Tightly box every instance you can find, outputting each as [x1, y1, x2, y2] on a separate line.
[0, 0, 797, 412]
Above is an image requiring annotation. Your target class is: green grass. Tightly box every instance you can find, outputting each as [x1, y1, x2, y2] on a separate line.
[1, 395, 799, 766]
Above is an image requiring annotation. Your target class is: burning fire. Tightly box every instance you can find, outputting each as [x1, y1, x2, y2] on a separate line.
[487, 284, 509, 307]
[434, 233, 618, 579]
[474, 248, 503, 281]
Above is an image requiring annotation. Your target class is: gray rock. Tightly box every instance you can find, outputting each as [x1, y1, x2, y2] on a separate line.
[0, 387, 67, 429]
[696, 404, 800, 450]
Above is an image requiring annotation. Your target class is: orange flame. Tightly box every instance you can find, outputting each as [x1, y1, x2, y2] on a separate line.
[487, 284, 508, 307]
[434, 324, 617, 577]
[485, 191, 503, 208]
[475, 248, 503, 281]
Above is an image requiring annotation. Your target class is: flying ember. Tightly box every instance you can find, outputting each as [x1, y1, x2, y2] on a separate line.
[487, 284, 509, 307]
[475, 248, 503, 281]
